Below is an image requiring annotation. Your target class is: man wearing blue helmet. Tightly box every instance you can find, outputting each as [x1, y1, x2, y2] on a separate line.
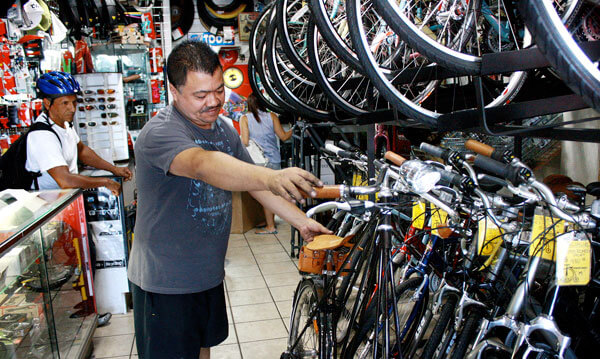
[26, 71, 132, 195]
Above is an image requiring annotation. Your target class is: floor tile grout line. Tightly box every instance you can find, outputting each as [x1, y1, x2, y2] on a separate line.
[226, 235, 253, 359]
[247, 229, 297, 337]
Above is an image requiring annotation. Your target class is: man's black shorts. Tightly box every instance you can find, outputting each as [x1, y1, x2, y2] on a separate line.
[132, 282, 228, 359]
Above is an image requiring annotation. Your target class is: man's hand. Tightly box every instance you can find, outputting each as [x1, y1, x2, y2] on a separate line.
[105, 179, 122, 196]
[297, 218, 332, 242]
[267, 167, 323, 204]
[112, 166, 133, 181]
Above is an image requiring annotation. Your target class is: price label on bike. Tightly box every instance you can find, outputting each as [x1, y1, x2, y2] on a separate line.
[430, 205, 448, 237]
[555, 232, 591, 286]
[529, 209, 565, 261]
[412, 201, 427, 229]
[477, 218, 503, 256]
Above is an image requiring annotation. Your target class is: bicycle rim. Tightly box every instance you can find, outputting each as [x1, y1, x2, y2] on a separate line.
[265, 21, 334, 120]
[519, 0, 600, 111]
[307, 19, 385, 116]
[309, 0, 365, 71]
[374, 0, 482, 74]
[277, 0, 316, 80]
[288, 280, 321, 358]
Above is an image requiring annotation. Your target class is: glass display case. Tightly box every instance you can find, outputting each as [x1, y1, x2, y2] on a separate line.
[90, 44, 164, 132]
[0, 189, 96, 359]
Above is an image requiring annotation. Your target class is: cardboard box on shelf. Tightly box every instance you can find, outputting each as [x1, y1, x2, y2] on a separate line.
[230, 192, 265, 234]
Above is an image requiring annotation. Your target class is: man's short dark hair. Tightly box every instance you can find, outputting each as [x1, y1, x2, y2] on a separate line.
[166, 41, 222, 89]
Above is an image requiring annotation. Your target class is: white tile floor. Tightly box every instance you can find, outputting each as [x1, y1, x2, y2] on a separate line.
[92, 222, 300, 358]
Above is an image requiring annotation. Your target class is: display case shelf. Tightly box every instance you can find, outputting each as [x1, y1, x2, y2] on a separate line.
[0, 189, 96, 359]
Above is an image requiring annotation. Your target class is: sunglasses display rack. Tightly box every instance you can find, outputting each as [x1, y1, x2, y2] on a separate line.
[74, 73, 129, 161]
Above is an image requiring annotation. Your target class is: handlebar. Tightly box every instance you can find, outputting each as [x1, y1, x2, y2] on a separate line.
[466, 139, 514, 164]
[384, 151, 407, 166]
[300, 185, 343, 199]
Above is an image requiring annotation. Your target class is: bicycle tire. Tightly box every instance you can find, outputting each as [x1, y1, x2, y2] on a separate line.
[344, 276, 429, 358]
[422, 295, 459, 359]
[346, 0, 439, 127]
[265, 19, 334, 120]
[276, 0, 316, 80]
[249, 4, 274, 65]
[518, 0, 600, 112]
[254, 37, 298, 114]
[309, 0, 364, 72]
[306, 19, 381, 116]
[450, 308, 485, 359]
[287, 279, 321, 358]
[205, 0, 245, 13]
[197, 0, 251, 29]
[248, 58, 286, 114]
[206, 3, 248, 20]
[373, 0, 482, 74]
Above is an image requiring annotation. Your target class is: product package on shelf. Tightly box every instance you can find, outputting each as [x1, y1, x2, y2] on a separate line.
[73, 73, 129, 162]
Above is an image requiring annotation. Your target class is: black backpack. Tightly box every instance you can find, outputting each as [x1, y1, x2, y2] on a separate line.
[0, 122, 61, 191]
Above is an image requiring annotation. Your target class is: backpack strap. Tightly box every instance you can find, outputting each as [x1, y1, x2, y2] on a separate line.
[27, 121, 63, 190]
[28, 121, 62, 147]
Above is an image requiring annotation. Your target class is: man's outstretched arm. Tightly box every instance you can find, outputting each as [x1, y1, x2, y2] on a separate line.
[170, 147, 322, 204]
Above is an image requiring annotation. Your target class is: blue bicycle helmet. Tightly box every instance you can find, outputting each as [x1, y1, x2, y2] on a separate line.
[36, 71, 81, 99]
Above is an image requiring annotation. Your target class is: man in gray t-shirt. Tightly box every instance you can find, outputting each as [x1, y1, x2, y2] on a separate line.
[128, 41, 329, 359]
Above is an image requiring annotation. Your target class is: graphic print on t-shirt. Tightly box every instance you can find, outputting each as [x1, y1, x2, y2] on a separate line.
[186, 122, 235, 234]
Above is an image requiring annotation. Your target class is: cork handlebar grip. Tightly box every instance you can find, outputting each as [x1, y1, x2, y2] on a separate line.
[465, 139, 495, 157]
[300, 185, 343, 199]
[384, 151, 407, 166]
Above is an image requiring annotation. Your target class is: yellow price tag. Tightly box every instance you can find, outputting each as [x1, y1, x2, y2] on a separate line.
[412, 202, 427, 229]
[529, 211, 565, 261]
[556, 233, 591, 286]
[477, 218, 504, 256]
[430, 205, 448, 237]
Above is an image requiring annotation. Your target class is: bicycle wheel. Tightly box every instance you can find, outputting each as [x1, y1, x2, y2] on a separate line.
[346, 0, 531, 126]
[277, 0, 315, 80]
[249, 4, 274, 64]
[422, 295, 459, 359]
[309, 0, 365, 71]
[518, 0, 600, 111]
[288, 279, 321, 358]
[450, 308, 485, 359]
[374, 0, 481, 74]
[248, 58, 286, 114]
[344, 276, 429, 358]
[306, 19, 384, 115]
[265, 20, 335, 120]
[255, 36, 298, 114]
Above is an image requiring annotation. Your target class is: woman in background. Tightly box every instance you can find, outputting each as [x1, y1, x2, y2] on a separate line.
[240, 93, 293, 234]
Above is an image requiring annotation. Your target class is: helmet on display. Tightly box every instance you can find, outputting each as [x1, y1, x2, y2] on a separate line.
[36, 71, 81, 99]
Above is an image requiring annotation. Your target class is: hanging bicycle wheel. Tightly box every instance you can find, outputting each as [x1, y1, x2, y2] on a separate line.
[374, 0, 482, 74]
[276, 0, 316, 80]
[255, 37, 299, 114]
[519, 0, 600, 112]
[346, 0, 440, 126]
[307, 18, 385, 116]
[249, 3, 275, 64]
[346, 0, 535, 126]
[265, 20, 334, 120]
[248, 57, 286, 114]
[309, 0, 365, 72]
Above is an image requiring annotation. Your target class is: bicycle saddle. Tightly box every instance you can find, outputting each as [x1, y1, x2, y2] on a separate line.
[306, 234, 353, 251]
[587, 182, 600, 197]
